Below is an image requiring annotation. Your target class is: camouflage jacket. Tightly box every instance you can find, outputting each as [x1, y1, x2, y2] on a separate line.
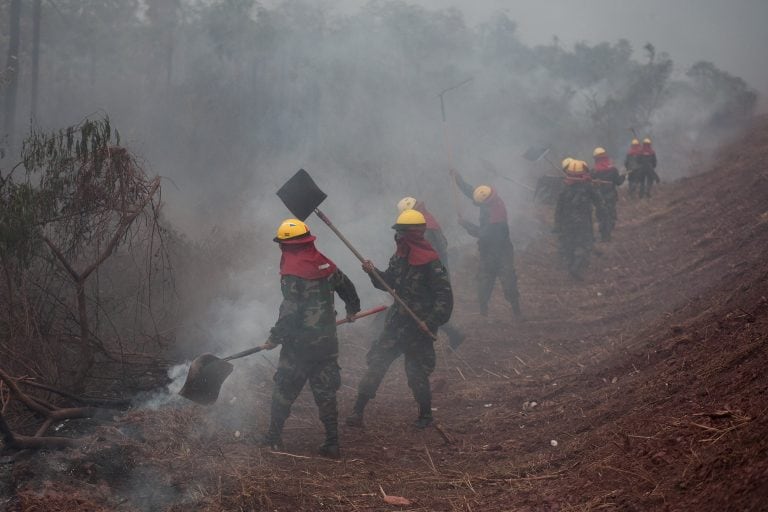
[624, 153, 640, 172]
[592, 166, 625, 203]
[554, 182, 603, 234]
[637, 153, 657, 171]
[269, 269, 360, 356]
[591, 166, 625, 188]
[454, 174, 513, 258]
[370, 256, 453, 334]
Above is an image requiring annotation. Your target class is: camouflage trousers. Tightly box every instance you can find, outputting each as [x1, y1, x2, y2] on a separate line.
[478, 246, 520, 315]
[267, 347, 341, 442]
[628, 171, 655, 199]
[356, 325, 435, 406]
[595, 187, 618, 241]
[558, 227, 594, 279]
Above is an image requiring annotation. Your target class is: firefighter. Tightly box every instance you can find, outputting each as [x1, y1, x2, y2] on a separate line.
[259, 219, 361, 458]
[554, 160, 603, 279]
[450, 170, 521, 317]
[346, 209, 453, 429]
[397, 197, 464, 349]
[591, 147, 625, 241]
[625, 139, 642, 198]
[637, 137, 660, 198]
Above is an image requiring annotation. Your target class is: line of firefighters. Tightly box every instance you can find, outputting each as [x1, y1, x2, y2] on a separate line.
[557, 137, 659, 278]
[254, 138, 657, 458]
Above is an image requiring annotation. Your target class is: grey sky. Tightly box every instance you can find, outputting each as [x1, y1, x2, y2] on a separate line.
[335, 0, 768, 98]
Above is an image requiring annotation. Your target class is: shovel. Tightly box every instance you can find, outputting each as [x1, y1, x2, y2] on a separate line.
[277, 169, 437, 340]
[523, 145, 615, 186]
[480, 158, 535, 193]
[179, 305, 388, 405]
[438, 77, 473, 221]
[522, 145, 564, 175]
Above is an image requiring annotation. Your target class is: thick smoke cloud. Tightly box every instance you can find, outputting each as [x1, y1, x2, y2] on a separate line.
[1, 0, 759, 359]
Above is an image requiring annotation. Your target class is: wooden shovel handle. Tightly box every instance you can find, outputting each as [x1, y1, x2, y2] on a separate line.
[336, 305, 388, 325]
[314, 209, 437, 340]
[223, 306, 389, 362]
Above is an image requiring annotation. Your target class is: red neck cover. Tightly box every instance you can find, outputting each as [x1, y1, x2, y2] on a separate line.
[415, 201, 441, 231]
[641, 143, 655, 155]
[628, 144, 642, 156]
[279, 240, 337, 280]
[395, 230, 440, 266]
[485, 191, 508, 224]
[593, 155, 615, 172]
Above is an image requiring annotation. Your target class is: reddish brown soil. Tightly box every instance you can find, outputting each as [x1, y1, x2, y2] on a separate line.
[5, 118, 768, 511]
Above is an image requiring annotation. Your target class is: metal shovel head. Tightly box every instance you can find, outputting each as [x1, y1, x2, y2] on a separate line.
[522, 145, 551, 162]
[179, 353, 235, 405]
[276, 169, 327, 221]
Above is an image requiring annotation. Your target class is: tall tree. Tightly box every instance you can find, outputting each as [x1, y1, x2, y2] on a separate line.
[31, 0, 43, 125]
[3, 0, 22, 148]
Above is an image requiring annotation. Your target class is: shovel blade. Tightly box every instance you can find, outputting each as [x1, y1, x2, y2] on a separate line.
[179, 353, 235, 405]
[276, 169, 327, 221]
[522, 145, 550, 162]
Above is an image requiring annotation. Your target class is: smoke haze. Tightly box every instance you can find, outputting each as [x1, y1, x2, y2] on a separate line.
[1, 0, 762, 358]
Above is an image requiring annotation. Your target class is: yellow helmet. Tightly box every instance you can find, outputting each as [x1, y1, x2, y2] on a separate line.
[643, 137, 652, 144]
[561, 157, 573, 170]
[593, 147, 606, 157]
[392, 209, 426, 229]
[565, 159, 588, 176]
[397, 196, 417, 213]
[275, 218, 310, 242]
[631, 138, 640, 145]
[472, 185, 492, 203]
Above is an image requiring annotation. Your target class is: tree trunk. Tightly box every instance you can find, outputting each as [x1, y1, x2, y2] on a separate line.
[31, 0, 42, 125]
[3, 0, 22, 148]
[73, 279, 95, 390]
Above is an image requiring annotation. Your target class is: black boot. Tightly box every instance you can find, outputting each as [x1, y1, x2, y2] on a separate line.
[413, 402, 433, 429]
[345, 395, 369, 428]
[442, 323, 465, 350]
[510, 299, 522, 318]
[318, 421, 340, 458]
[260, 400, 288, 450]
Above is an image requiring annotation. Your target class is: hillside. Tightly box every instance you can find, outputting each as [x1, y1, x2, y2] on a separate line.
[3, 118, 768, 511]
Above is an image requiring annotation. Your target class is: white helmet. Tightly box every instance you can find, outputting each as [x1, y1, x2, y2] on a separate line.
[397, 196, 417, 213]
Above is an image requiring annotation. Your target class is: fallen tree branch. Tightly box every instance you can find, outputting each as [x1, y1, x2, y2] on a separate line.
[16, 378, 131, 409]
[0, 368, 107, 450]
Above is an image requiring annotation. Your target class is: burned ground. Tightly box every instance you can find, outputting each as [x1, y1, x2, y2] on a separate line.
[3, 118, 768, 511]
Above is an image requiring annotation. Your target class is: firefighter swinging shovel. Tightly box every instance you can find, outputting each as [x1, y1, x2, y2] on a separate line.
[276, 169, 437, 341]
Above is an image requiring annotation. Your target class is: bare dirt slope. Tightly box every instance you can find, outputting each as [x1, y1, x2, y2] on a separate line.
[4, 118, 768, 511]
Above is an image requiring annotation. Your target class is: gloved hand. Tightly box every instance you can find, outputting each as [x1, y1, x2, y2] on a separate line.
[345, 311, 357, 323]
[361, 260, 375, 274]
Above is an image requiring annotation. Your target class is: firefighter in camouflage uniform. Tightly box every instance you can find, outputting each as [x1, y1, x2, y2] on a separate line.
[591, 147, 625, 241]
[625, 139, 642, 198]
[259, 219, 361, 458]
[554, 160, 603, 280]
[397, 197, 464, 349]
[637, 138, 660, 198]
[451, 170, 521, 317]
[346, 209, 453, 429]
